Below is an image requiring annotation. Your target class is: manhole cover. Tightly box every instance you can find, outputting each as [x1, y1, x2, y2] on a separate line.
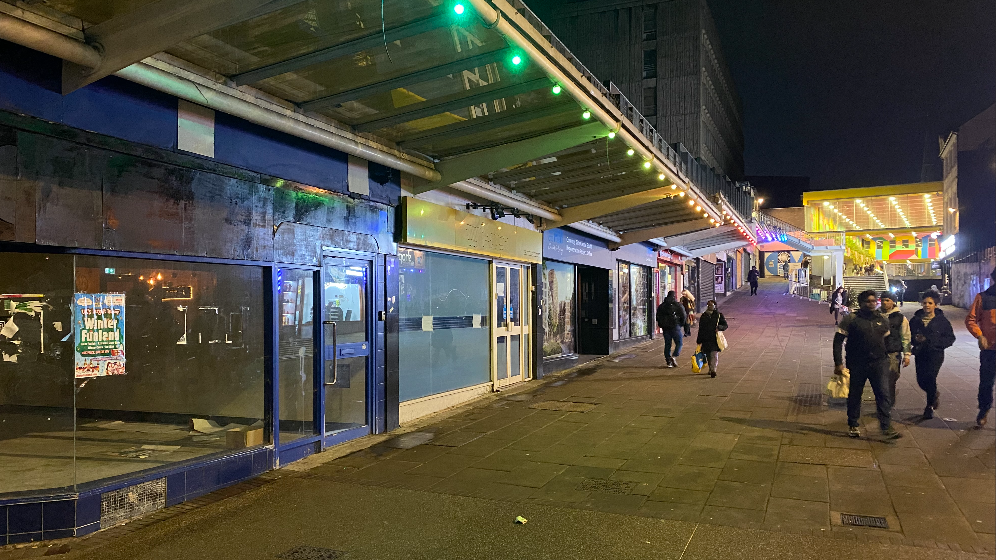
[383, 432, 434, 449]
[576, 478, 636, 495]
[529, 401, 597, 412]
[277, 546, 348, 560]
[840, 514, 889, 529]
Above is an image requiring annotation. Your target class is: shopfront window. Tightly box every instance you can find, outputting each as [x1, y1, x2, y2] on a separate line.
[541, 260, 576, 358]
[0, 251, 265, 496]
[278, 268, 315, 443]
[398, 249, 490, 402]
[617, 263, 631, 336]
[630, 264, 650, 337]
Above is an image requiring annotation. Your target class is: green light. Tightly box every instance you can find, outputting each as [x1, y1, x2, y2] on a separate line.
[607, 131, 615, 139]
[453, 3, 465, 14]
[511, 55, 522, 65]
[581, 110, 591, 120]
[551, 84, 562, 95]
[643, 161, 652, 169]
[626, 148, 635, 156]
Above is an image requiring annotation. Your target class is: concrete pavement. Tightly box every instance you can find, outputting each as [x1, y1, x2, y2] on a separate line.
[3, 278, 994, 559]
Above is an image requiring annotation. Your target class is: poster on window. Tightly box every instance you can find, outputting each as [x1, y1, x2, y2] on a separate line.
[74, 293, 126, 378]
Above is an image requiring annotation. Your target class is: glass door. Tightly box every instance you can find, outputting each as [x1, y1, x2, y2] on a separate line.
[321, 257, 370, 444]
[493, 262, 530, 389]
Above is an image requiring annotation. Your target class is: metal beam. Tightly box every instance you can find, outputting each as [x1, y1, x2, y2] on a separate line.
[677, 240, 749, 258]
[517, 166, 650, 197]
[301, 48, 511, 112]
[664, 225, 737, 246]
[608, 219, 713, 249]
[599, 209, 696, 231]
[398, 102, 577, 147]
[493, 144, 633, 183]
[62, 0, 297, 93]
[554, 185, 677, 227]
[232, 13, 450, 86]
[413, 121, 609, 193]
[509, 155, 643, 191]
[550, 183, 674, 208]
[354, 78, 550, 132]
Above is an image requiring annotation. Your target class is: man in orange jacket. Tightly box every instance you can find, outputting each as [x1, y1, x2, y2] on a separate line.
[966, 268, 996, 428]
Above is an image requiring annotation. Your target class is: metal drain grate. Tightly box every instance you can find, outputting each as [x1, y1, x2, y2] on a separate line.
[100, 478, 166, 529]
[277, 546, 348, 560]
[576, 478, 636, 495]
[530, 401, 597, 412]
[840, 513, 889, 529]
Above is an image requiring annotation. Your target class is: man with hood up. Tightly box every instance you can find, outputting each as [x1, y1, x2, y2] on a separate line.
[879, 291, 910, 406]
[966, 268, 996, 428]
[655, 290, 687, 368]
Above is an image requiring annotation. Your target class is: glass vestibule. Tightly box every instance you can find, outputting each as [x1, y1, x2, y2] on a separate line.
[494, 262, 531, 389]
[0, 251, 265, 496]
[321, 257, 370, 441]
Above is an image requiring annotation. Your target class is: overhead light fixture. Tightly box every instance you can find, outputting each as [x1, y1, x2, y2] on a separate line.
[551, 84, 562, 95]
[688, 199, 695, 206]
[511, 55, 522, 66]
[671, 185, 677, 190]
[678, 191, 685, 197]
[643, 160, 652, 169]
[581, 109, 591, 119]
[695, 205, 701, 211]
[626, 148, 635, 156]
[453, 3, 466, 14]
[658, 173, 666, 181]
[607, 131, 615, 139]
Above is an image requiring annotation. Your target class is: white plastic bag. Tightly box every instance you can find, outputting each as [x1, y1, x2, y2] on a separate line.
[826, 368, 850, 399]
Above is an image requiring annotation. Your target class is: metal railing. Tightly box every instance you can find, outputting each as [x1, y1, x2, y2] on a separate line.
[509, 0, 756, 222]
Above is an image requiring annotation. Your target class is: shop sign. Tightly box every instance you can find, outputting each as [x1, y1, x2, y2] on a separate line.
[401, 197, 542, 264]
[74, 293, 126, 378]
[937, 235, 956, 259]
[657, 250, 683, 265]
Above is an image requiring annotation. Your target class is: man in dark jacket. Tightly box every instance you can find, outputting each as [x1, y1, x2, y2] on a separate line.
[656, 290, 687, 368]
[833, 289, 901, 439]
[747, 267, 760, 296]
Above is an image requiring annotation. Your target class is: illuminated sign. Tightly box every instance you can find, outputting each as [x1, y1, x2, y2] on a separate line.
[937, 235, 956, 259]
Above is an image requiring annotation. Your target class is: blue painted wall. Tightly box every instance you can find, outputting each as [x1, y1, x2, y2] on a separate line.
[0, 40, 400, 203]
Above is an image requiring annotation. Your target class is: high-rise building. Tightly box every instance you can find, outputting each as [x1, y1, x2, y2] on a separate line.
[549, 0, 744, 180]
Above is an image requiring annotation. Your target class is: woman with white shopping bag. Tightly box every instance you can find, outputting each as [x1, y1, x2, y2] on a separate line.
[696, 299, 728, 378]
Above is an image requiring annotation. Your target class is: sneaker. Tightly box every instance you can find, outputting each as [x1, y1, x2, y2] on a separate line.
[709, 371, 716, 378]
[881, 427, 902, 440]
[923, 406, 934, 420]
[848, 426, 861, 438]
[977, 412, 989, 428]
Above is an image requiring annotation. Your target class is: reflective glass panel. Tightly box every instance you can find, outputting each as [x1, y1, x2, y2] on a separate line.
[278, 268, 315, 443]
[323, 262, 368, 433]
[617, 263, 631, 337]
[398, 249, 490, 402]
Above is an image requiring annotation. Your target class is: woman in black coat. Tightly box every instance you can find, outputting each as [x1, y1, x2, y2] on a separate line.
[696, 299, 728, 378]
[910, 291, 956, 419]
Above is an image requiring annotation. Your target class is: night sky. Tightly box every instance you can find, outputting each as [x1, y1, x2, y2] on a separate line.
[531, 0, 996, 209]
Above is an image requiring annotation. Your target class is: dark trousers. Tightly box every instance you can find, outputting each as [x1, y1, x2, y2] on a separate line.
[915, 350, 944, 408]
[663, 326, 683, 360]
[683, 318, 692, 337]
[846, 359, 892, 429]
[980, 349, 996, 416]
[750, 282, 758, 295]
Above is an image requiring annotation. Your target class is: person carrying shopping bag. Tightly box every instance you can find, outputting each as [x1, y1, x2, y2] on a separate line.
[696, 299, 728, 378]
[680, 289, 696, 337]
[910, 290, 956, 420]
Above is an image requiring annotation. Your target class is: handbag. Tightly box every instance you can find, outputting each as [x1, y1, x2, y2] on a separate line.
[717, 331, 728, 351]
[691, 344, 706, 373]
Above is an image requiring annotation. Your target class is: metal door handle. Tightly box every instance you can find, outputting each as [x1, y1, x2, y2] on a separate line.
[323, 320, 337, 386]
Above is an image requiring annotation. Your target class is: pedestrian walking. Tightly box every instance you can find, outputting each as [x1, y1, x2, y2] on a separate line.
[896, 280, 907, 307]
[656, 290, 687, 368]
[747, 266, 760, 296]
[696, 299, 728, 378]
[909, 290, 956, 420]
[830, 286, 849, 325]
[879, 291, 910, 406]
[680, 289, 696, 337]
[965, 268, 996, 428]
[833, 289, 901, 439]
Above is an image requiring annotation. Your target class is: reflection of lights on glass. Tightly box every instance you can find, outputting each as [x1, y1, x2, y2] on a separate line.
[148, 278, 155, 285]
[139, 276, 144, 280]
[344, 270, 364, 277]
[156, 273, 162, 280]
